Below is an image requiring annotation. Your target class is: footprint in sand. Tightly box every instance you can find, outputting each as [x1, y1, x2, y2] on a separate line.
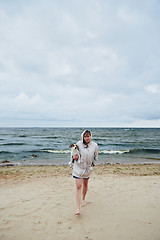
[85, 237, 93, 240]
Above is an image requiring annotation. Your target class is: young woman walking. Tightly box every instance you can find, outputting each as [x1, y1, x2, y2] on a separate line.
[72, 130, 98, 215]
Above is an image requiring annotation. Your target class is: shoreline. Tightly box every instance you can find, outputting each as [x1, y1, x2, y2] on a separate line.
[1, 155, 160, 168]
[0, 164, 160, 184]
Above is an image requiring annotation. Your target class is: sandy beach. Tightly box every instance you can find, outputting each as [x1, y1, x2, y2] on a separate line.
[0, 165, 160, 240]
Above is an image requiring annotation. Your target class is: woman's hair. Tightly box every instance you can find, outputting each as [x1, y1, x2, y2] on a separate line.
[83, 130, 91, 144]
[83, 130, 91, 136]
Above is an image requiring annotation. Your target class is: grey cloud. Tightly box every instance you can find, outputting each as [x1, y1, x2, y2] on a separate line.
[0, 0, 160, 127]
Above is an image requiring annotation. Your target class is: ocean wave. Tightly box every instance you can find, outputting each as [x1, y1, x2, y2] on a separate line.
[99, 148, 160, 155]
[42, 149, 70, 154]
[99, 150, 129, 154]
[42, 136, 58, 139]
[1, 148, 159, 156]
[0, 151, 12, 154]
[41, 148, 160, 155]
[129, 148, 160, 154]
[0, 143, 26, 146]
[18, 135, 28, 137]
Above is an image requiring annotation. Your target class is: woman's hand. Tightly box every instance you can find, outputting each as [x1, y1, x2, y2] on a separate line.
[72, 154, 79, 161]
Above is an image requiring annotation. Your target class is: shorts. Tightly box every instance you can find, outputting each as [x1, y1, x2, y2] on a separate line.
[73, 175, 89, 180]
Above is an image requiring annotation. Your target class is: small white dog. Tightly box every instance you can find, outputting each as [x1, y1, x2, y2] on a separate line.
[68, 144, 81, 167]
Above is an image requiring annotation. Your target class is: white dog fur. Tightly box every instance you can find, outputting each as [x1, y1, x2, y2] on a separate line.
[68, 144, 81, 167]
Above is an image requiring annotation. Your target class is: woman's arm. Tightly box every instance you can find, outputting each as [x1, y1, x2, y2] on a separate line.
[92, 143, 98, 166]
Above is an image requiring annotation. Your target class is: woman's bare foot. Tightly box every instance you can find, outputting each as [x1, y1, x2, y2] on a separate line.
[75, 209, 80, 215]
[81, 200, 87, 207]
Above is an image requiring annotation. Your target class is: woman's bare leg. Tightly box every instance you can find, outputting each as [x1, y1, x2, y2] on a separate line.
[75, 178, 83, 215]
[81, 178, 89, 206]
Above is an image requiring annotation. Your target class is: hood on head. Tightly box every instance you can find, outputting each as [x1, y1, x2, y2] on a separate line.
[81, 129, 92, 142]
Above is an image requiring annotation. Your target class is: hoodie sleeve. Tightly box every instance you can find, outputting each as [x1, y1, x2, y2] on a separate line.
[92, 143, 98, 166]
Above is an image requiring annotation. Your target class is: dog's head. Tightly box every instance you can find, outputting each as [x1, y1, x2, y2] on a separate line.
[69, 144, 79, 150]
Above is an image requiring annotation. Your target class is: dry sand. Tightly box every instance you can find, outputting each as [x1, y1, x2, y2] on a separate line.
[0, 165, 160, 240]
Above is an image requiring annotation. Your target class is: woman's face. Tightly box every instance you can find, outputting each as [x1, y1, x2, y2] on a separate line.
[84, 134, 91, 144]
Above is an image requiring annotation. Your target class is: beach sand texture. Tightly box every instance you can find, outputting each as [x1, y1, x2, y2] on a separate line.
[0, 165, 160, 240]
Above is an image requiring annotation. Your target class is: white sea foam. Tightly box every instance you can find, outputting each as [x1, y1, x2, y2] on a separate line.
[99, 150, 130, 154]
[42, 150, 70, 154]
[42, 149, 130, 154]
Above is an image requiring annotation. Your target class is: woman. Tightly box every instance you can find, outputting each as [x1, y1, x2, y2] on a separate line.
[72, 130, 98, 215]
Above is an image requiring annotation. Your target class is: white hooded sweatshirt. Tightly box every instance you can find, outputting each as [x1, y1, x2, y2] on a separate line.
[72, 130, 98, 178]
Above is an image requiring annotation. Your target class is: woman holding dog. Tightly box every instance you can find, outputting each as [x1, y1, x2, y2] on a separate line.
[72, 130, 98, 215]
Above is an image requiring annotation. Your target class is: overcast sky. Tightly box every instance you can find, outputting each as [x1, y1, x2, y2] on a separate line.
[0, 0, 160, 127]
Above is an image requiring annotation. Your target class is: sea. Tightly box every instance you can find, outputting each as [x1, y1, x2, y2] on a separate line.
[0, 127, 160, 166]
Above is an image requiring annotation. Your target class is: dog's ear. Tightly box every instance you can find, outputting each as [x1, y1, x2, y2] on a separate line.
[75, 145, 79, 150]
[69, 144, 74, 148]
